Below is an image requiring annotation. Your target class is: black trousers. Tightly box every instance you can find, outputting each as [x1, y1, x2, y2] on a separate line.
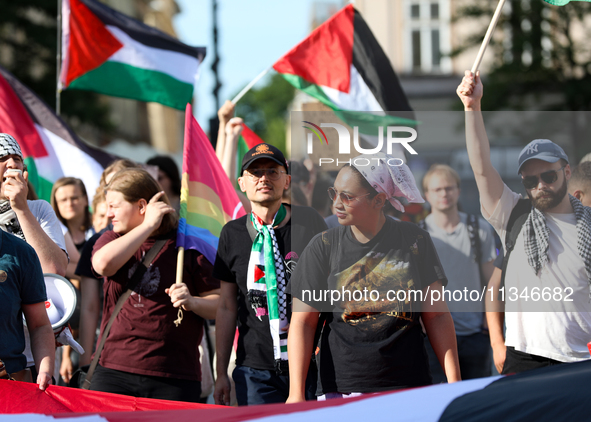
[89, 364, 202, 403]
[502, 346, 563, 375]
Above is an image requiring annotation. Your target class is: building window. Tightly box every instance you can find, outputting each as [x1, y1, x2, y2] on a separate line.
[406, 0, 451, 74]
[412, 31, 422, 69]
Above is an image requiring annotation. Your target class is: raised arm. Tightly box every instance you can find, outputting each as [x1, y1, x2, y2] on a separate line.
[456, 71, 505, 218]
[4, 171, 68, 275]
[216, 100, 235, 162]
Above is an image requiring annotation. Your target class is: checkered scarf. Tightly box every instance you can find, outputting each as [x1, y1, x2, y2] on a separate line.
[0, 200, 25, 240]
[246, 204, 289, 364]
[0, 134, 23, 159]
[523, 195, 591, 297]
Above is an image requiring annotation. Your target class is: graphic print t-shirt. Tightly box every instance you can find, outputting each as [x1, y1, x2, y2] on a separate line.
[292, 218, 447, 394]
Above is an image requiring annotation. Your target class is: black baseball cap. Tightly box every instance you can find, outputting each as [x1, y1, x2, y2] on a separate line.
[241, 143, 288, 174]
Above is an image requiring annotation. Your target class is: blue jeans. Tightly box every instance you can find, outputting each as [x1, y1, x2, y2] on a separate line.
[233, 363, 317, 406]
[425, 332, 492, 383]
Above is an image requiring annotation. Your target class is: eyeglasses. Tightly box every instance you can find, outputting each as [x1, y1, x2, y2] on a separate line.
[245, 168, 286, 181]
[327, 187, 370, 207]
[521, 166, 566, 190]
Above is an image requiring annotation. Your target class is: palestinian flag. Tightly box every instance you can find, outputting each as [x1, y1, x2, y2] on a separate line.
[273, 4, 416, 136]
[236, 123, 264, 181]
[0, 65, 115, 202]
[542, 0, 591, 5]
[59, 0, 206, 110]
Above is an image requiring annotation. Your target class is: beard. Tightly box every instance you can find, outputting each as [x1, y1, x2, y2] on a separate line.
[527, 178, 568, 211]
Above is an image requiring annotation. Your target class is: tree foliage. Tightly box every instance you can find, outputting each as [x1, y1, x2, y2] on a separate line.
[452, 0, 591, 158]
[0, 1, 112, 133]
[234, 73, 295, 153]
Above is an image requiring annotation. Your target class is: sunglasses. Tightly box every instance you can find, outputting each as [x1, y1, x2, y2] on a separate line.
[521, 166, 565, 190]
[244, 168, 286, 181]
[327, 187, 370, 207]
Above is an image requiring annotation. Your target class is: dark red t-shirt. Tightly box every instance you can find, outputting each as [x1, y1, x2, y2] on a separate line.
[92, 230, 219, 380]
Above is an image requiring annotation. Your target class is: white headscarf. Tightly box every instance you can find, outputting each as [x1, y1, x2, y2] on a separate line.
[352, 153, 424, 213]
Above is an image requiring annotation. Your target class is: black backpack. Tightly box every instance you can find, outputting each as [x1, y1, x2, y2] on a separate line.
[500, 198, 532, 287]
[417, 214, 485, 288]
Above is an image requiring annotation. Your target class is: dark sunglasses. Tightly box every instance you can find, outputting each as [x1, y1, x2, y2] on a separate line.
[521, 166, 565, 190]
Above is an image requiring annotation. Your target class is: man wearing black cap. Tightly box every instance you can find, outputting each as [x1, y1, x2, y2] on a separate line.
[457, 72, 591, 374]
[213, 143, 326, 406]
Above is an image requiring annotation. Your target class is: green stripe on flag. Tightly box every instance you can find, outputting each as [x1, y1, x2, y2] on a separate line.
[185, 211, 224, 237]
[281, 73, 418, 134]
[69, 61, 194, 110]
[542, 0, 591, 5]
[24, 157, 53, 202]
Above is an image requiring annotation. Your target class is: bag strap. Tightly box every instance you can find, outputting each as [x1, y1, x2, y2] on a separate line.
[466, 214, 486, 288]
[245, 213, 257, 242]
[81, 239, 167, 389]
[500, 198, 531, 288]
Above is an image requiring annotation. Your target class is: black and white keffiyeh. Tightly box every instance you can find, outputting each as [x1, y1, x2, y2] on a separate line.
[0, 200, 25, 240]
[0, 133, 23, 159]
[523, 195, 591, 296]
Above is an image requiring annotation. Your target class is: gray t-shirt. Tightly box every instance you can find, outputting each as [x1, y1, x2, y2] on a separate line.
[424, 212, 497, 335]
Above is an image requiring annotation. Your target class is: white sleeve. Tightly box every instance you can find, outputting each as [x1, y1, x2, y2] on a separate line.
[27, 200, 68, 254]
[483, 184, 522, 248]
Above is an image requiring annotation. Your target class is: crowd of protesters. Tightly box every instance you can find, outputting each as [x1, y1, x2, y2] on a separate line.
[1, 70, 591, 406]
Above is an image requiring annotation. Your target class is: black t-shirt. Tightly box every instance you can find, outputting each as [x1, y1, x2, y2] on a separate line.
[213, 204, 327, 371]
[75, 225, 112, 279]
[292, 218, 447, 394]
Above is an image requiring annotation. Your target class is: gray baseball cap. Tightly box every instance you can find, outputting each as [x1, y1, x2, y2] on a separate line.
[517, 139, 569, 174]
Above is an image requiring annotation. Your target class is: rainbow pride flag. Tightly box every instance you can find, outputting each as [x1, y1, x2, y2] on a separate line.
[178, 103, 246, 264]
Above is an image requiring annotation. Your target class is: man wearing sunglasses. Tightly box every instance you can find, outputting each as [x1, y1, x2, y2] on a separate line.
[213, 143, 326, 406]
[457, 71, 591, 374]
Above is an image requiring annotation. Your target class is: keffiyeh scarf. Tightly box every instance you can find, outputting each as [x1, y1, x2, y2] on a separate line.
[246, 204, 289, 366]
[523, 195, 591, 297]
[0, 200, 25, 240]
[352, 152, 424, 212]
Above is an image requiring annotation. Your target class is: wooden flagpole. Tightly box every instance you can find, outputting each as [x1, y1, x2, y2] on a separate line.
[230, 66, 272, 105]
[173, 246, 185, 326]
[470, 0, 507, 74]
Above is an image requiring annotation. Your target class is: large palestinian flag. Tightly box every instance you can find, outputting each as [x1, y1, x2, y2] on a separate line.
[0, 65, 115, 202]
[59, 0, 206, 110]
[273, 4, 416, 136]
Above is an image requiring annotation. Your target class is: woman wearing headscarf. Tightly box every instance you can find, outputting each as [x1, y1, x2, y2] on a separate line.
[287, 153, 460, 401]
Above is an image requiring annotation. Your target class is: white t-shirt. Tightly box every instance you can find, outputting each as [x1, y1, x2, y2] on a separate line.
[486, 184, 591, 362]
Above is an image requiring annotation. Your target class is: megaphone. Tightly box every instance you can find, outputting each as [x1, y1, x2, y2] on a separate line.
[42, 273, 77, 331]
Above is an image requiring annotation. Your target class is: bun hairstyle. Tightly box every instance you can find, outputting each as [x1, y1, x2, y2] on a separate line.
[106, 168, 178, 236]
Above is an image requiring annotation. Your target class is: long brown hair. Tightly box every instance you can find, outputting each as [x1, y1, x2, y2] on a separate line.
[106, 168, 178, 236]
[50, 177, 92, 232]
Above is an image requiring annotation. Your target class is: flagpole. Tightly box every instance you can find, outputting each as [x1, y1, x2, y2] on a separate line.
[470, 0, 506, 74]
[231, 66, 272, 105]
[173, 246, 185, 326]
[56, 0, 62, 115]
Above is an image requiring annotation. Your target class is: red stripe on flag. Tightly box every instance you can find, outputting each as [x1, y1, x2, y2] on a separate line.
[272, 4, 354, 93]
[0, 73, 48, 159]
[240, 123, 264, 149]
[65, 0, 123, 87]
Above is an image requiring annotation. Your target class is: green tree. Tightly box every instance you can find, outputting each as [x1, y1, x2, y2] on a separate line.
[234, 73, 296, 153]
[452, 0, 591, 159]
[0, 1, 112, 133]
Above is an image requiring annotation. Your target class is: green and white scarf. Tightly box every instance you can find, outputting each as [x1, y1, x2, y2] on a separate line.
[246, 204, 289, 365]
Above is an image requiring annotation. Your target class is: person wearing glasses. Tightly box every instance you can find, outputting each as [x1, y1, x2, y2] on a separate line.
[458, 71, 591, 374]
[213, 143, 327, 406]
[287, 154, 460, 402]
